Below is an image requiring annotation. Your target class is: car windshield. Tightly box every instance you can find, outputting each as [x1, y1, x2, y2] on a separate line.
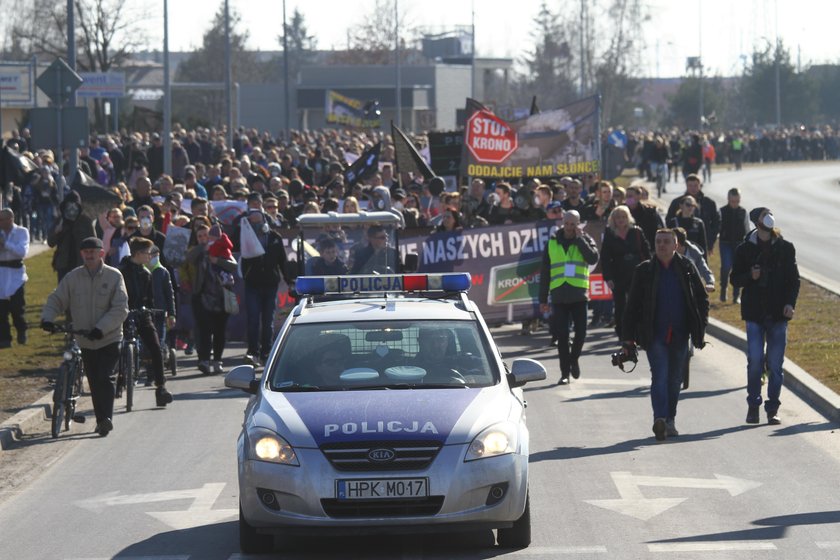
[268, 320, 498, 391]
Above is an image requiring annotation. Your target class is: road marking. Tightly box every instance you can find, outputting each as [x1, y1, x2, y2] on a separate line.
[817, 542, 840, 549]
[75, 482, 237, 530]
[585, 471, 762, 520]
[508, 546, 609, 555]
[648, 542, 777, 552]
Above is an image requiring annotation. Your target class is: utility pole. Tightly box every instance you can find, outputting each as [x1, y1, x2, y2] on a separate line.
[282, 0, 290, 136]
[774, 0, 781, 126]
[224, 0, 233, 149]
[580, 0, 586, 95]
[67, 0, 78, 184]
[163, 0, 171, 176]
[395, 0, 401, 128]
[697, 0, 704, 129]
[470, 0, 475, 100]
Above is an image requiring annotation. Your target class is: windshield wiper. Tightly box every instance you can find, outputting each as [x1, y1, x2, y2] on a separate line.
[274, 381, 322, 392]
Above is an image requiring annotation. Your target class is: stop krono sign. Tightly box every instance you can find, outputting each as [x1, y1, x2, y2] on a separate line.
[465, 110, 518, 163]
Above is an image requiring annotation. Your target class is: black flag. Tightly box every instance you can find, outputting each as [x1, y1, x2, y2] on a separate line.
[391, 122, 434, 181]
[72, 170, 122, 217]
[344, 142, 381, 187]
[2, 146, 39, 201]
[530, 95, 540, 116]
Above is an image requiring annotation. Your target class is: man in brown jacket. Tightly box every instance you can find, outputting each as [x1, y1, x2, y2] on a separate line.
[42, 237, 129, 436]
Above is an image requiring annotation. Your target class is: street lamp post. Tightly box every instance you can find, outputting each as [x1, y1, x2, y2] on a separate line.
[163, 0, 171, 176]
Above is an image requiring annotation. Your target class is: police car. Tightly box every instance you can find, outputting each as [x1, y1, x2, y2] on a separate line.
[225, 272, 546, 553]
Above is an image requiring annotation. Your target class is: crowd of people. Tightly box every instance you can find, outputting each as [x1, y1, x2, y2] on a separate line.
[610, 124, 840, 186]
[0, 122, 801, 441]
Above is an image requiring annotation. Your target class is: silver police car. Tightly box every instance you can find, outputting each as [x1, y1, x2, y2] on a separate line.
[225, 273, 546, 553]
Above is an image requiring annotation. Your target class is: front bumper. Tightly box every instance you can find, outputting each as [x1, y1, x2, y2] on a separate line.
[239, 443, 528, 534]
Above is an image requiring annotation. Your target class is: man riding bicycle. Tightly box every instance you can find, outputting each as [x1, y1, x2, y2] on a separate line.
[41, 236, 129, 437]
[119, 237, 174, 407]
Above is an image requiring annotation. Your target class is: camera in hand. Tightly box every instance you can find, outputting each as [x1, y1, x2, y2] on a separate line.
[611, 342, 638, 372]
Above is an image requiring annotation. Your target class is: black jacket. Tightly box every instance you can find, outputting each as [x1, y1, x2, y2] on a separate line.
[241, 229, 288, 288]
[621, 253, 709, 350]
[718, 205, 749, 245]
[666, 190, 719, 248]
[600, 226, 651, 292]
[729, 231, 800, 322]
[118, 256, 155, 311]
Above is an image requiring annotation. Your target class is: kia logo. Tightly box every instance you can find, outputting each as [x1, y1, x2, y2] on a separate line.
[368, 448, 396, 462]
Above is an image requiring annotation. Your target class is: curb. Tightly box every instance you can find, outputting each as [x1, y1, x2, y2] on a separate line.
[0, 393, 54, 452]
[707, 317, 840, 424]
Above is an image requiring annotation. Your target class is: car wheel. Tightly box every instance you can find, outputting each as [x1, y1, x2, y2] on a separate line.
[239, 504, 274, 554]
[497, 491, 531, 549]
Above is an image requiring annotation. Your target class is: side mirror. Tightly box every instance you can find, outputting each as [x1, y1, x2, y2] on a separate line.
[403, 253, 419, 273]
[225, 364, 258, 394]
[507, 358, 547, 388]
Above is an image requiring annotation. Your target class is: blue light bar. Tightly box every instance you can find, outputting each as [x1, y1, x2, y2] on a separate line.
[295, 273, 472, 296]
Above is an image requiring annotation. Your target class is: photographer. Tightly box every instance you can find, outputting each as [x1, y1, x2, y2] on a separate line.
[538, 210, 599, 384]
[621, 228, 708, 441]
[730, 208, 799, 426]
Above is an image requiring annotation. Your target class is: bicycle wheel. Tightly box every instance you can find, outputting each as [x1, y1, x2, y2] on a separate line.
[116, 344, 127, 399]
[66, 361, 82, 431]
[51, 364, 68, 439]
[125, 343, 135, 412]
[168, 347, 177, 376]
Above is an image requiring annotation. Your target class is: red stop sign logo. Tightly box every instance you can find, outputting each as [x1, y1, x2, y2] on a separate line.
[466, 110, 518, 163]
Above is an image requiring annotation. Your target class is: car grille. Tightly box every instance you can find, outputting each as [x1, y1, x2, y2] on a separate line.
[320, 440, 442, 472]
[321, 496, 445, 518]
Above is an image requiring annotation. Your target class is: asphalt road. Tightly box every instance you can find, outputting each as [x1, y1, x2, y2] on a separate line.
[658, 161, 840, 292]
[0, 325, 838, 559]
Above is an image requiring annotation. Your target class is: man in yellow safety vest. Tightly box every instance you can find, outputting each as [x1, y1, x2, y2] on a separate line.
[538, 210, 599, 384]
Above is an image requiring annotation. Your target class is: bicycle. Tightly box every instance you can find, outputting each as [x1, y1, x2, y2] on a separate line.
[49, 324, 89, 438]
[652, 161, 669, 198]
[117, 308, 167, 411]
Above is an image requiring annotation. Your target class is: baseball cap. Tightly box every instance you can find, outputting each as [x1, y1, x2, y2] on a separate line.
[546, 201, 563, 211]
[79, 236, 103, 250]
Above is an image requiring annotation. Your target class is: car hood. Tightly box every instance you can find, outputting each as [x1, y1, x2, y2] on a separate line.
[255, 386, 512, 448]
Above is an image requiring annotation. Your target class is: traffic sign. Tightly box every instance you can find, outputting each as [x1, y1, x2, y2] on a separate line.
[465, 109, 518, 164]
[78, 72, 125, 98]
[35, 58, 83, 104]
[28, 107, 89, 150]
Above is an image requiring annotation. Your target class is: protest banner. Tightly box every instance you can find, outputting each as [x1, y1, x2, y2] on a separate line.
[325, 90, 381, 128]
[461, 95, 601, 180]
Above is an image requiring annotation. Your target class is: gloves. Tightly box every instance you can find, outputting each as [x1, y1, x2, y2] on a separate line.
[87, 328, 104, 341]
[41, 321, 56, 333]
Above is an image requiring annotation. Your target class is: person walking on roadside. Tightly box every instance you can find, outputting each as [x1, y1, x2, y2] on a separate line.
[240, 209, 288, 367]
[600, 205, 650, 340]
[665, 174, 719, 256]
[48, 190, 96, 282]
[718, 188, 749, 304]
[118, 237, 174, 406]
[621, 228, 709, 441]
[0, 209, 29, 347]
[41, 237, 129, 437]
[538, 210, 599, 384]
[729, 208, 799, 426]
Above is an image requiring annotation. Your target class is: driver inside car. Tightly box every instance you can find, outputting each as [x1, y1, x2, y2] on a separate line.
[413, 328, 463, 382]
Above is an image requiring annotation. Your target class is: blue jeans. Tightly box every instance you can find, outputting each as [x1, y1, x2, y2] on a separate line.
[246, 284, 277, 359]
[745, 320, 787, 411]
[646, 333, 689, 420]
[718, 241, 739, 298]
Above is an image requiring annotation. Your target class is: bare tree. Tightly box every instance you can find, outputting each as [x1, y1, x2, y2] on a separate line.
[5, 0, 150, 130]
[330, 0, 420, 65]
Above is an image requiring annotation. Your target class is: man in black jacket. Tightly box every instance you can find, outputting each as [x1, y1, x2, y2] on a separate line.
[241, 209, 288, 366]
[621, 228, 708, 441]
[119, 237, 173, 407]
[665, 174, 720, 255]
[730, 208, 799, 425]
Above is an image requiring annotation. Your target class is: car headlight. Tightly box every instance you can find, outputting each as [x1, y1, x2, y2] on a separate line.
[248, 428, 299, 466]
[465, 422, 518, 462]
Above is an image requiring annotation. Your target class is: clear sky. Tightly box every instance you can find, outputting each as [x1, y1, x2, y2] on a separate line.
[147, 0, 838, 78]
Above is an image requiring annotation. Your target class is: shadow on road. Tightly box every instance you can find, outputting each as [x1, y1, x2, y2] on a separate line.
[116, 520, 528, 559]
[649, 510, 840, 544]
